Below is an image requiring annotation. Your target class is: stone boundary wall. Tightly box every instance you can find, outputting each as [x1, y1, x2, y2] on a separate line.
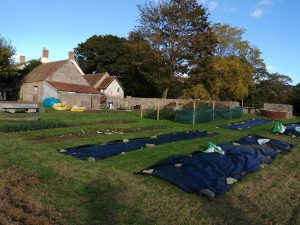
[263, 103, 293, 119]
[107, 96, 240, 110]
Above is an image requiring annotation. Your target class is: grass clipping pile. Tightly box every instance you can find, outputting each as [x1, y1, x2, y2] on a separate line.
[0, 168, 62, 225]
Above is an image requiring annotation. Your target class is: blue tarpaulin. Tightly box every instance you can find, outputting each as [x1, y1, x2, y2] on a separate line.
[60, 131, 217, 160]
[138, 135, 293, 197]
[282, 123, 300, 137]
[220, 119, 272, 130]
[43, 97, 61, 108]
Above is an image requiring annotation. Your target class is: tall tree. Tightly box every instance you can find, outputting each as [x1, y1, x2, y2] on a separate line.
[74, 35, 128, 75]
[288, 83, 300, 115]
[0, 35, 16, 78]
[212, 23, 266, 76]
[74, 34, 164, 97]
[136, 0, 217, 98]
[204, 56, 254, 101]
[189, 23, 266, 101]
[247, 72, 293, 107]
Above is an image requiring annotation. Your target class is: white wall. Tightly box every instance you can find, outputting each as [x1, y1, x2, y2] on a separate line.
[20, 81, 44, 102]
[103, 79, 124, 99]
[46, 61, 89, 86]
[43, 82, 58, 99]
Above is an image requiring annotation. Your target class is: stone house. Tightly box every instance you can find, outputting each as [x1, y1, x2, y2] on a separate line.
[20, 50, 102, 109]
[84, 72, 124, 99]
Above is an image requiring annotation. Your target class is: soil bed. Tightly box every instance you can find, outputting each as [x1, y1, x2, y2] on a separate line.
[31, 126, 167, 143]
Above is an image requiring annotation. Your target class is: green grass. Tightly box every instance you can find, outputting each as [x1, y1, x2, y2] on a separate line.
[0, 110, 299, 225]
[0, 120, 69, 132]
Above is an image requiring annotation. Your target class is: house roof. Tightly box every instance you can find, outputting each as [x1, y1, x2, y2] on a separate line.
[47, 81, 100, 94]
[83, 73, 107, 86]
[22, 60, 68, 83]
[98, 76, 116, 89]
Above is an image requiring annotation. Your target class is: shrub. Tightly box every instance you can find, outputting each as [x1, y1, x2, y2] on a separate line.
[144, 108, 175, 120]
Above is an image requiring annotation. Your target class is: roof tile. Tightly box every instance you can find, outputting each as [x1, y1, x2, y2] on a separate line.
[47, 81, 100, 94]
[22, 60, 68, 83]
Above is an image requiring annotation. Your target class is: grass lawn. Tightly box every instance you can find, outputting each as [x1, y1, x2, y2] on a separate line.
[0, 110, 299, 225]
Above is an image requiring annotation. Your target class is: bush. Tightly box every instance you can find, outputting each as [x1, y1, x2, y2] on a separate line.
[144, 108, 176, 120]
[0, 120, 69, 132]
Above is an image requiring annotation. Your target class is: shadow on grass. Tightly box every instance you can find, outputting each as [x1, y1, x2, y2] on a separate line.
[205, 196, 264, 225]
[82, 176, 124, 225]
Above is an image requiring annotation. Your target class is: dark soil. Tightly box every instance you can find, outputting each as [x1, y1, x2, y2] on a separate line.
[0, 168, 63, 225]
[77, 119, 136, 126]
[31, 126, 168, 143]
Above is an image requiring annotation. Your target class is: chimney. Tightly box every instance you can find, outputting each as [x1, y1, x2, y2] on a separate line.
[19, 55, 25, 64]
[68, 51, 75, 61]
[42, 47, 49, 58]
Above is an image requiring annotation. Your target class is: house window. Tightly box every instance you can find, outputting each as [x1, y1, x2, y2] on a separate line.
[34, 86, 38, 93]
[117, 88, 120, 92]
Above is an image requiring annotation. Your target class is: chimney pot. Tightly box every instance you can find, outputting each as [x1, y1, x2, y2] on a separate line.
[42, 47, 49, 58]
[68, 51, 75, 61]
[19, 55, 26, 64]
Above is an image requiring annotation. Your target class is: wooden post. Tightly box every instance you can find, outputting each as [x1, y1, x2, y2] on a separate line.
[157, 99, 160, 120]
[140, 99, 143, 119]
[192, 100, 196, 125]
[213, 101, 215, 122]
[229, 101, 232, 119]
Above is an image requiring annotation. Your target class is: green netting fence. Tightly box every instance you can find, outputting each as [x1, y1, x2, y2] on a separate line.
[175, 107, 243, 124]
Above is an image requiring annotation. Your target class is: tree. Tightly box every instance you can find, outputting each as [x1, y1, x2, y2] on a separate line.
[0, 35, 16, 78]
[120, 32, 163, 97]
[247, 72, 293, 107]
[75, 35, 128, 75]
[203, 56, 254, 101]
[18, 59, 41, 77]
[183, 84, 211, 99]
[74, 34, 164, 97]
[288, 83, 300, 115]
[136, 0, 217, 98]
[211, 23, 266, 77]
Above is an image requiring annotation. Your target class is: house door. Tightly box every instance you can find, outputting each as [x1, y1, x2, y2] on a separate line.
[33, 86, 38, 102]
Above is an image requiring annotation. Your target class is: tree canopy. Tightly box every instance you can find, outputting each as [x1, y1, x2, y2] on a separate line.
[247, 72, 293, 106]
[136, 0, 217, 98]
[0, 35, 16, 78]
[74, 34, 165, 97]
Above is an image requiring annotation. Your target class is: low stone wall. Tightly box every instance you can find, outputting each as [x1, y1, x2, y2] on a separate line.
[263, 103, 293, 119]
[58, 92, 100, 109]
[106, 96, 240, 110]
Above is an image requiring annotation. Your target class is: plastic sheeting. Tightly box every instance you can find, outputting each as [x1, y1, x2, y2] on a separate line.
[278, 122, 300, 137]
[175, 108, 243, 124]
[60, 131, 217, 160]
[138, 135, 293, 197]
[43, 97, 61, 108]
[221, 119, 272, 130]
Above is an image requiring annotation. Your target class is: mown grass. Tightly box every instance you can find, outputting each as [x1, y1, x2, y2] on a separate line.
[0, 110, 299, 225]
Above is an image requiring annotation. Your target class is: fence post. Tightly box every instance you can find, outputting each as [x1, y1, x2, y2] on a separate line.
[140, 99, 143, 119]
[213, 101, 215, 122]
[230, 101, 232, 119]
[157, 99, 160, 121]
[192, 100, 196, 125]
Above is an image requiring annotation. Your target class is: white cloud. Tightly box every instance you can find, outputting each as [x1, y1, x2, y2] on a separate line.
[208, 1, 219, 11]
[251, 8, 264, 18]
[260, 0, 274, 5]
[266, 65, 276, 72]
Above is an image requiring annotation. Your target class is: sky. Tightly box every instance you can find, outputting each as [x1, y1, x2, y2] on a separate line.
[0, 0, 299, 84]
